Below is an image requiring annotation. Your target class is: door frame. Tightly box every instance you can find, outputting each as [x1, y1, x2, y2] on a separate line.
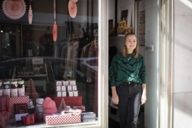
[159, 0, 174, 128]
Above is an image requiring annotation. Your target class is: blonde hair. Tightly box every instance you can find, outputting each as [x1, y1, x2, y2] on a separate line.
[122, 33, 139, 58]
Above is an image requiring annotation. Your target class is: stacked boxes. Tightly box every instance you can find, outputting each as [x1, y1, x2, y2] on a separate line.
[56, 80, 78, 97]
[0, 79, 25, 97]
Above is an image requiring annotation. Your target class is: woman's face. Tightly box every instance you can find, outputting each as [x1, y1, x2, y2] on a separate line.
[125, 35, 137, 53]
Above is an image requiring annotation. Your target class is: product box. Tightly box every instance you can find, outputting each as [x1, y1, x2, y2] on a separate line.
[73, 91, 78, 96]
[0, 95, 9, 112]
[54, 96, 83, 107]
[56, 81, 62, 86]
[57, 92, 62, 97]
[67, 86, 72, 91]
[82, 112, 97, 122]
[0, 89, 3, 96]
[45, 113, 81, 125]
[72, 85, 77, 91]
[15, 113, 28, 121]
[22, 114, 35, 125]
[56, 85, 61, 91]
[11, 88, 18, 97]
[62, 92, 67, 97]
[3, 89, 10, 97]
[68, 91, 73, 97]
[62, 81, 68, 86]
[9, 96, 29, 115]
[69, 80, 76, 86]
[18, 87, 25, 96]
[61, 86, 66, 91]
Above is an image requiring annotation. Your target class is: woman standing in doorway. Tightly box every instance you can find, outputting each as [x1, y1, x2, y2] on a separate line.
[109, 33, 147, 128]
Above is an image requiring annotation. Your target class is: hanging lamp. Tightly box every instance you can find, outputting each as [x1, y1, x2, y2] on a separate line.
[52, 0, 58, 42]
[68, 0, 78, 18]
[28, 0, 33, 24]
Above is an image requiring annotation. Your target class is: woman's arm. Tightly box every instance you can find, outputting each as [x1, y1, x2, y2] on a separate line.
[141, 83, 147, 105]
[111, 86, 119, 105]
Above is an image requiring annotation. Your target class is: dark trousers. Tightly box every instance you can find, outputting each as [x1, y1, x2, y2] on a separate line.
[116, 84, 142, 128]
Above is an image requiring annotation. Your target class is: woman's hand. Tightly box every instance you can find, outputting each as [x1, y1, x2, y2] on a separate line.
[111, 86, 119, 105]
[141, 84, 147, 105]
[141, 92, 147, 105]
[111, 93, 119, 105]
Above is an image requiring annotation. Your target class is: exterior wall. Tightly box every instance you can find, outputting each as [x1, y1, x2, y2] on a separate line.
[174, 0, 192, 127]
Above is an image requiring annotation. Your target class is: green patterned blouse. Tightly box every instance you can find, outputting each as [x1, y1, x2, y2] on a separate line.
[109, 53, 146, 86]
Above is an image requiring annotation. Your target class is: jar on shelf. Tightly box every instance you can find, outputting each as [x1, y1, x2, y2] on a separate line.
[3, 81, 10, 97]
[0, 80, 3, 96]
[18, 80, 25, 96]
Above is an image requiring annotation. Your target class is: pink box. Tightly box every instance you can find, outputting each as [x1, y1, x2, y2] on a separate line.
[9, 96, 29, 114]
[45, 114, 81, 125]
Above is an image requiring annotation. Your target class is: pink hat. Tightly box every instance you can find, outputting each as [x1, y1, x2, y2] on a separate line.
[43, 97, 57, 115]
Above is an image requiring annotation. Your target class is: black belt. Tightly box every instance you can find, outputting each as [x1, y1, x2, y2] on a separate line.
[120, 81, 139, 86]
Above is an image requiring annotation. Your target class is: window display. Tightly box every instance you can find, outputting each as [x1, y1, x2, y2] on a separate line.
[0, 0, 99, 127]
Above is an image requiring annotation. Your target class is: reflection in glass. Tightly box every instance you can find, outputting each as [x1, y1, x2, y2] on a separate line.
[0, 0, 98, 127]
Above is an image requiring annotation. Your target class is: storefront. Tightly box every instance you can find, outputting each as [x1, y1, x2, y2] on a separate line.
[0, 0, 175, 128]
[0, 0, 108, 127]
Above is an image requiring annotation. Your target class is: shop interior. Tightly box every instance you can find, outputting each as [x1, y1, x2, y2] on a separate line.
[0, 0, 99, 127]
[108, 0, 145, 128]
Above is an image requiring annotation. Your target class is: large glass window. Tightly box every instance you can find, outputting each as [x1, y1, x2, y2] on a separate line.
[0, 0, 100, 127]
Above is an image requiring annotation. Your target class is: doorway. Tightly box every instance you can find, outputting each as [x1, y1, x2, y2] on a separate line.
[108, 0, 173, 128]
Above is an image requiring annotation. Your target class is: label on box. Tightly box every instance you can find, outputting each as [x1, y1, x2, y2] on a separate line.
[67, 86, 72, 91]
[56, 81, 62, 86]
[57, 92, 62, 97]
[61, 86, 66, 91]
[62, 81, 68, 86]
[62, 92, 67, 97]
[56, 85, 61, 91]
[73, 91, 78, 96]
[69, 80, 76, 86]
[68, 91, 73, 97]
[72, 85, 77, 91]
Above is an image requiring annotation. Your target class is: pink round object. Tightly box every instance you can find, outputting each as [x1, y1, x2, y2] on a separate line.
[68, 0, 77, 18]
[43, 97, 57, 115]
[2, 0, 26, 20]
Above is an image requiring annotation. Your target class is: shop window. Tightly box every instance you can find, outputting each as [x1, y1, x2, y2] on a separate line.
[0, 0, 99, 127]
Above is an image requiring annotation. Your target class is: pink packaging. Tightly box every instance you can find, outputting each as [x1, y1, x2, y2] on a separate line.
[43, 97, 57, 115]
[45, 113, 81, 125]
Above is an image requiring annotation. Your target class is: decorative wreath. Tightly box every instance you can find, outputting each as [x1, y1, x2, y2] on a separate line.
[2, 0, 26, 20]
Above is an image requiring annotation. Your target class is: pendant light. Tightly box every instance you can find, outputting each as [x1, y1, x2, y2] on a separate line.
[52, 0, 58, 42]
[28, 0, 33, 24]
[68, 0, 78, 18]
